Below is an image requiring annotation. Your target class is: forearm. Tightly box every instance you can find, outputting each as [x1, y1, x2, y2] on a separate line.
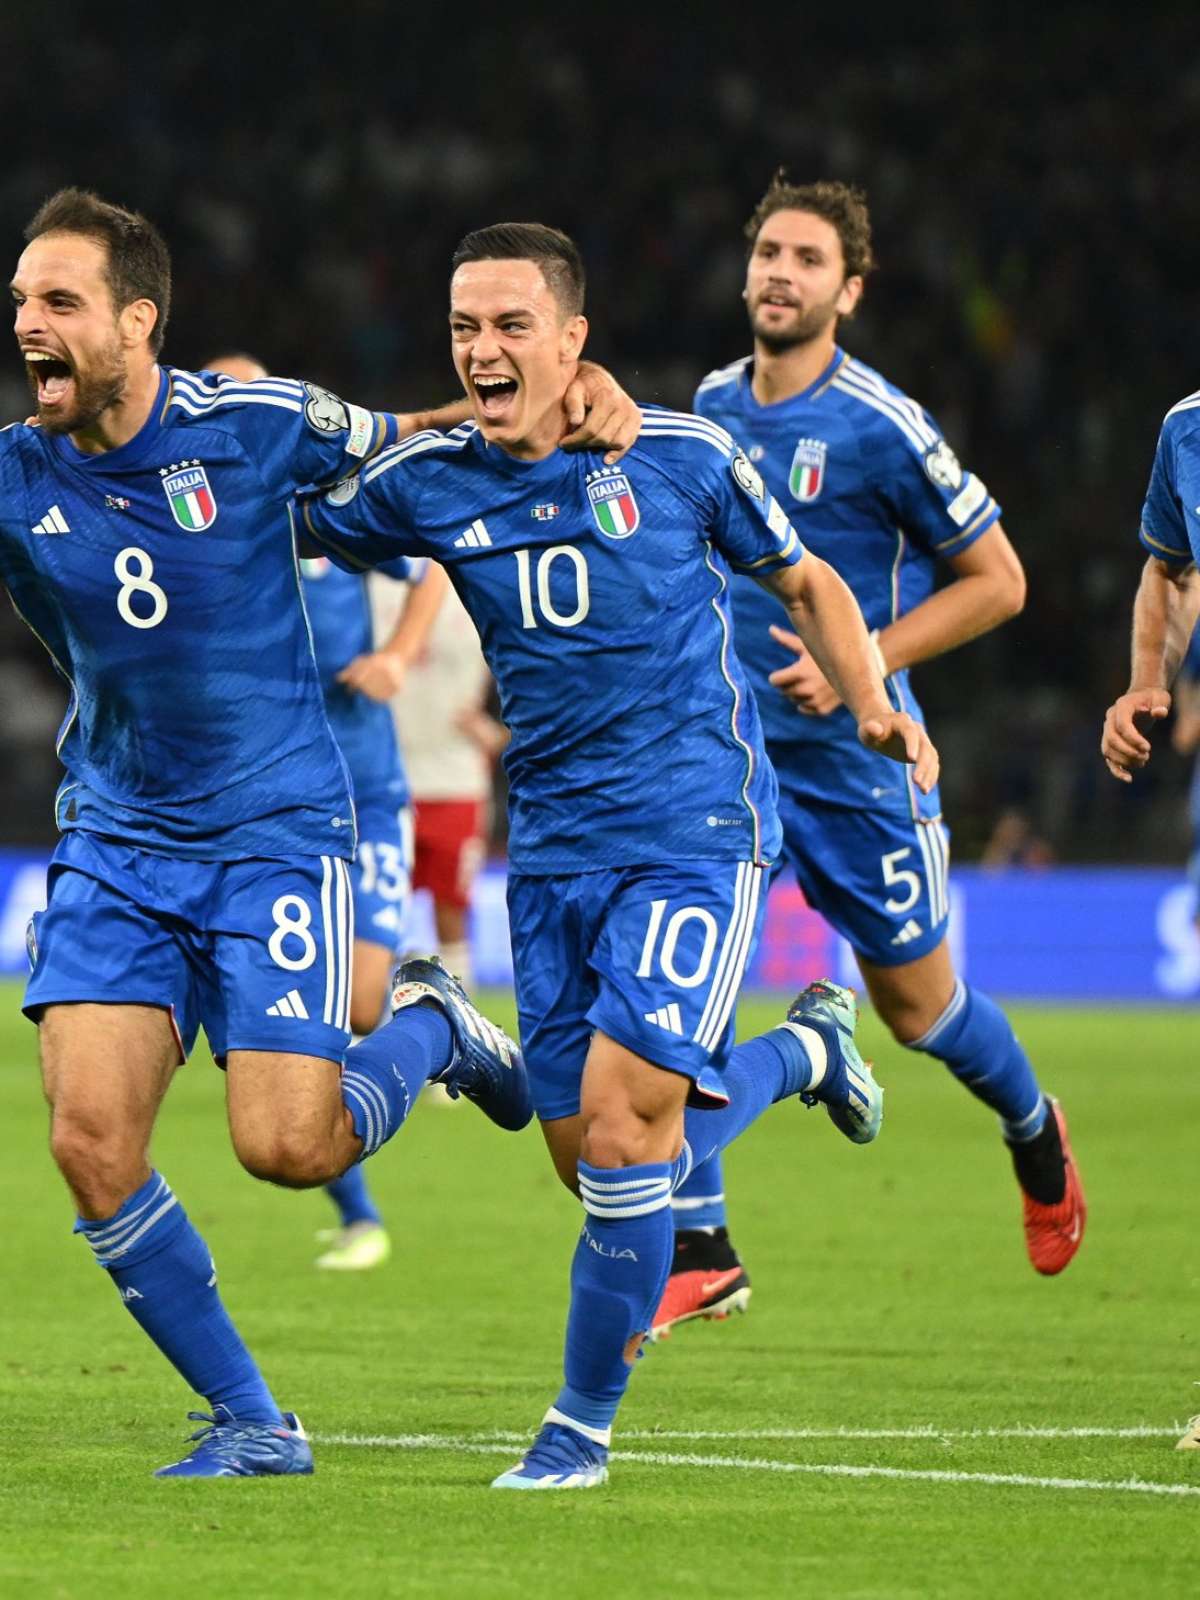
[1129, 559, 1200, 691]
[784, 561, 891, 721]
[379, 563, 450, 665]
[874, 574, 1017, 674]
[395, 399, 472, 437]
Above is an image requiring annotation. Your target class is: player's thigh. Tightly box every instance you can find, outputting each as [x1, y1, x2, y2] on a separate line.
[39, 1002, 180, 1216]
[579, 1029, 690, 1169]
[224, 1047, 346, 1181]
[856, 938, 957, 1042]
[780, 791, 952, 968]
[587, 859, 769, 1110]
[507, 871, 598, 1123]
[205, 853, 354, 1067]
[349, 938, 395, 1035]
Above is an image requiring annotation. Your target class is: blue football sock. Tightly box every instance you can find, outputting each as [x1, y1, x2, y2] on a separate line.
[907, 978, 1046, 1141]
[324, 1164, 383, 1228]
[681, 1027, 812, 1170]
[670, 1151, 727, 1231]
[340, 1002, 453, 1159]
[75, 1171, 280, 1423]
[553, 1160, 675, 1437]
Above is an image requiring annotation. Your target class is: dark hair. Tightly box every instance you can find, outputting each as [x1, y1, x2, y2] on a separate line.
[744, 172, 875, 283]
[23, 187, 172, 354]
[451, 222, 585, 316]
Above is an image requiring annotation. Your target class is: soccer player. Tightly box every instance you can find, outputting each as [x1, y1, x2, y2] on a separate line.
[302, 220, 938, 1488]
[1099, 386, 1200, 1452]
[660, 175, 1087, 1334]
[206, 351, 448, 1271]
[2, 188, 641, 1475]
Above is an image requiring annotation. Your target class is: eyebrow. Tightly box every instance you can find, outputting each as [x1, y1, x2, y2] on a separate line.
[9, 283, 85, 304]
[450, 305, 536, 321]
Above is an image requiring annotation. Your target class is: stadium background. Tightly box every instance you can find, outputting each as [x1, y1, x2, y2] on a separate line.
[1, 4, 1198, 995]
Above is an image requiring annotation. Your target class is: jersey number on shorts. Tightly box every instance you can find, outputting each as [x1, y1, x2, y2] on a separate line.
[115, 547, 168, 629]
[268, 893, 318, 971]
[358, 841, 408, 901]
[515, 546, 590, 630]
[636, 898, 718, 989]
[881, 848, 921, 913]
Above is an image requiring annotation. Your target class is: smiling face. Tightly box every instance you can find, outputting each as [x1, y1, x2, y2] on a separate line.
[744, 209, 862, 353]
[449, 258, 587, 459]
[10, 231, 154, 435]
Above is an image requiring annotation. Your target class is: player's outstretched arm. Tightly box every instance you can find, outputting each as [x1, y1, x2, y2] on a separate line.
[337, 562, 451, 702]
[761, 556, 939, 793]
[1102, 556, 1200, 782]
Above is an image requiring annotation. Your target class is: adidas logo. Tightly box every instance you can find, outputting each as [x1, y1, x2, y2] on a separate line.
[890, 918, 924, 946]
[32, 504, 70, 534]
[643, 1003, 684, 1035]
[120, 1286, 144, 1302]
[266, 988, 310, 1019]
[453, 518, 492, 548]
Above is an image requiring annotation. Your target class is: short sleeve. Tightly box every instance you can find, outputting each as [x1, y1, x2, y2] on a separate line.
[1139, 424, 1194, 566]
[708, 443, 805, 576]
[879, 406, 1001, 558]
[168, 370, 398, 500]
[301, 437, 432, 572]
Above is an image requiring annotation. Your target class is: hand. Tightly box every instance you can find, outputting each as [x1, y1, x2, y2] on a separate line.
[767, 624, 843, 714]
[336, 651, 407, 702]
[857, 712, 940, 794]
[1101, 688, 1170, 782]
[560, 362, 642, 464]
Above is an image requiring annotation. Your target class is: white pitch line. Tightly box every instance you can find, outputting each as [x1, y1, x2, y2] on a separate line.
[325, 1424, 1180, 1444]
[317, 1433, 1200, 1499]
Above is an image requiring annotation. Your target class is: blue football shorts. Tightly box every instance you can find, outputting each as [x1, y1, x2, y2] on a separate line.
[24, 830, 354, 1064]
[775, 782, 951, 967]
[353, 802, 413, 954]
[507, 858, 769, 1122]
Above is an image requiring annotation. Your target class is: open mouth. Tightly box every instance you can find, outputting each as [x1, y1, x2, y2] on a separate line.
[24, 349, 74, 407]
[473, 373, 519, 420]
[759, 293, 799, 311]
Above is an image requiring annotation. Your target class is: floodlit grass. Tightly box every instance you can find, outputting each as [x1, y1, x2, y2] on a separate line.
[1, 986, 1196, 1598]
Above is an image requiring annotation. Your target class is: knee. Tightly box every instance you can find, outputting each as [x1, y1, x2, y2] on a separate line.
[49, 1114, 144, 1214]
[233, 1131, 338, 1189]
[580, 1105, 658, 1171]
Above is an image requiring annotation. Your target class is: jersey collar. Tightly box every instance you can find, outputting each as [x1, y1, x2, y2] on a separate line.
[49, 366, 170, 471]
[739, 346, 846, 413]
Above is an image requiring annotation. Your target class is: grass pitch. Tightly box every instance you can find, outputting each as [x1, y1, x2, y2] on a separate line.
[1, 985, 1197, 1598]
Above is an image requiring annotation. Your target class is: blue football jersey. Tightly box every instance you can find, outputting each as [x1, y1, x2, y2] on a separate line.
[298, 556, 411, 813]
[0, 366, 398, 859]
[696, 347, 1000, 818]
[304, 409, 804, 874]
[1138, 390, 1200, 569]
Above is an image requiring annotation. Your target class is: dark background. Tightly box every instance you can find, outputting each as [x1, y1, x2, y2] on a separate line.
[2, 2, 1197, 860]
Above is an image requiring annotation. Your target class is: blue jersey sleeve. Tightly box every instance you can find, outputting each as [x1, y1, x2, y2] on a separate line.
[300, 434, 434, 571]
[706, 442, 804, 577]
[1139, 421, 1194, 566]
[165, 369, 399, 501]
[878, 407, 1000, 559]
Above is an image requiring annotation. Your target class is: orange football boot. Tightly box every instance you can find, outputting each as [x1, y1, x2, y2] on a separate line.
[1014, 1098, 1086, 1275]
[649, 1229, 751, 1341]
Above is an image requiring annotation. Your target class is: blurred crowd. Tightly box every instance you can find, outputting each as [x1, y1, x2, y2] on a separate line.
[0, 4, 1196, 861]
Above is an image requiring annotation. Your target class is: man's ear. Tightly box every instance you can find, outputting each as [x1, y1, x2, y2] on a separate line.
[562, 313, 588, 362]
[120, 297, 159, 350]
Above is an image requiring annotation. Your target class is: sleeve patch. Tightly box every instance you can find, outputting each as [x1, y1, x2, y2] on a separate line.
[345, 404, 375, 459]
[303, 381, 350, 435]
[923, 439, 964, 490]
[947, 474, 988, 527]
[766, 497, 792, 541]
[731, 448, 767, 502]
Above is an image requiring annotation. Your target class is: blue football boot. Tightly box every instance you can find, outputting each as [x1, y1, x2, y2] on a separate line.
[782, 979, 883, 1144]
[154, 1406, 313, 1478]
[492, 1410, 610, 1490]
[391, 955, 532, 1132]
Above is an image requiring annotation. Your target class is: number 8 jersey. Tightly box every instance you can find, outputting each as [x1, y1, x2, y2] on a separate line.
[0, 367, 398, 859]
[303, 409, 804, 875]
